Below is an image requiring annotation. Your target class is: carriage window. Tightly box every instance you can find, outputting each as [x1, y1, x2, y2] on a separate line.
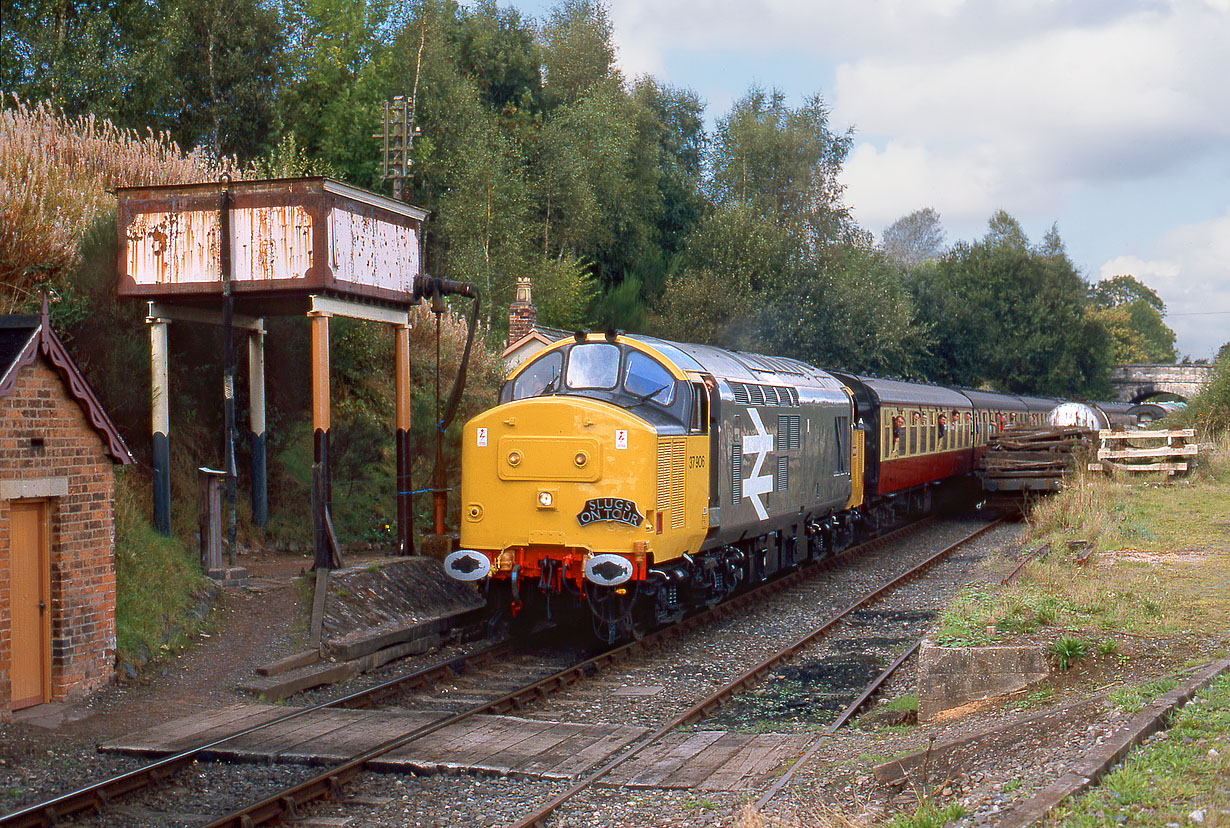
[567, 342, 620, 390]
[511, 351, 563, 400]
[623, 350, 675, 405]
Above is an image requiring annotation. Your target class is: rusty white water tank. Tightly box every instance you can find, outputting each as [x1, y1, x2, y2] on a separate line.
[116, 177, 427, 312]
[1048, 402, 1109, 430]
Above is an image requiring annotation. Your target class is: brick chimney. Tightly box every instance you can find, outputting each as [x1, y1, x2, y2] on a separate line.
[508, 276, 537, 343]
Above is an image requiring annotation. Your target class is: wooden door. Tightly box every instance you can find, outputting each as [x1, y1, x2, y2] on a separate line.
[10, 501, 50, 710]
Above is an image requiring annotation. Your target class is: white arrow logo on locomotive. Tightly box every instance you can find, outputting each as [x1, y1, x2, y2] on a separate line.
[742, 409, 774, 520]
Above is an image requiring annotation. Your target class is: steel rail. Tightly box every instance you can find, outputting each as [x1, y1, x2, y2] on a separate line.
[507, 517, 1005, 828]
[198, 518, 940, 827]
[752, 637, 923, 811]
[0, 641, 511, 828]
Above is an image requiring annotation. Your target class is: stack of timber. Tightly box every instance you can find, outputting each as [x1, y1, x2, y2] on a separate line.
[1089, 428, 1197, 476]
[977, 426, 1095, 492]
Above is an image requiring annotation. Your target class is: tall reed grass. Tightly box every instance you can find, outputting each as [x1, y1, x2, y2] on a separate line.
[0, 97, 238, 312]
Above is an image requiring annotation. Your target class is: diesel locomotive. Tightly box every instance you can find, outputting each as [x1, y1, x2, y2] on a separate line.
[443, 331, 1054, 640]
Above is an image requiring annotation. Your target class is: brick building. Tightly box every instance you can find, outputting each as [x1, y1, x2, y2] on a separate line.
[0, 305, 132, 718]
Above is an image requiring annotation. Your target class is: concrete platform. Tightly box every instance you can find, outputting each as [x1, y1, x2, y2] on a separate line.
[102, 704, 808, 791]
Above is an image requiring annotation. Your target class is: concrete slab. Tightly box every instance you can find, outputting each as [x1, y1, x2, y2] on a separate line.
[917, 637, 1049, 721]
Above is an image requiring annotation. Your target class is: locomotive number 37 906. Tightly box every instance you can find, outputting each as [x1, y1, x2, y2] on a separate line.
[688, 455, 705, 469]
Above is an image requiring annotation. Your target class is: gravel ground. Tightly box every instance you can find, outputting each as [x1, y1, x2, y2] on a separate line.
[2, 517, 1222, 828]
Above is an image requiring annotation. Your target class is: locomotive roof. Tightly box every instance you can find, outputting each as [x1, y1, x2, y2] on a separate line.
[627, 335, 845, 391]
[852, 376, 972, 409]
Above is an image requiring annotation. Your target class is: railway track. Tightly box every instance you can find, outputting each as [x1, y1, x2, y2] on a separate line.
[1, 513, 992, 828]
[506, 517, 1003, 828]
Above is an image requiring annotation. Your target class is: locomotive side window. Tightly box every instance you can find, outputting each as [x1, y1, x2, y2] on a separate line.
[510, 351, 563, 400]
[623, 350, 675, 405]
[834, 416, 849, 473]
[689, 382, 709, 434]
[566, 342, 620, 390]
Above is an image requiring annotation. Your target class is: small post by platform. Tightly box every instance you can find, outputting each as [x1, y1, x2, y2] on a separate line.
[198, 467, 245, 584]
[148, 313, 171, 535]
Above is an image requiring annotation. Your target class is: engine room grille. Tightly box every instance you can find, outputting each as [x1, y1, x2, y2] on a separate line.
[728, 382, 799, 408]
[776, 454, 789, 491]
[776, 414, 801, 451]
[657, 437, 687, 530]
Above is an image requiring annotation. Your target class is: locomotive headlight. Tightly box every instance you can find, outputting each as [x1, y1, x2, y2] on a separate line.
[574, 451, 588, 467]
[507, 450, 522, 467]
[537, 490, 555, 508]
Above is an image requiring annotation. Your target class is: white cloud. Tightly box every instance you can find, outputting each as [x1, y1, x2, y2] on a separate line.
[1099, 213, 1230, 358]
[842, 141, 1013, 235]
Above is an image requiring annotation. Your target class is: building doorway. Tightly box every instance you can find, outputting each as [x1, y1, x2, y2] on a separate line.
[10, 500, 51, 710]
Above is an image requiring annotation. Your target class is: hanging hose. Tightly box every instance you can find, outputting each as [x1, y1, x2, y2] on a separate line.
[416, 275, 480, 536]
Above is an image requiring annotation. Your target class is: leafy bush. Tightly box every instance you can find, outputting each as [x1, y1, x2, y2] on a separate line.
[1048, 636, 1089, 671]
[113, 468, 210, 662]
[1173, 355, 1230, 437]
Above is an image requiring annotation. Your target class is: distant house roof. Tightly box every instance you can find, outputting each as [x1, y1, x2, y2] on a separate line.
[501, 325, 572, 356]
[0, 303, 133, 464]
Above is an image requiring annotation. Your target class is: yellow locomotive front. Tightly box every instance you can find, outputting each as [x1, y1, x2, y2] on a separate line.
[444, 333, 710, 640]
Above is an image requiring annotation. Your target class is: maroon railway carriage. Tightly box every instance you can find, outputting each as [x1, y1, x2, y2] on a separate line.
[834, 375, 975, 527]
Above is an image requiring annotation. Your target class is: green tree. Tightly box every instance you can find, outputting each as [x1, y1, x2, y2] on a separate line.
[538, 0, 618, 110]
[708, 88, 854, 253]
[1090, 274, 1177, 363]
[652, 204, 791, 344]
[910, 212, 1113, 397]
[882, 207, 946, 268]
[278, 0, 404, 184]
[455, 0, 542, 114]
[631, 78, 705, 278]
[755, 244, 921, 376]
[159, 0, 286, 160]
[1, 0, 164, 124]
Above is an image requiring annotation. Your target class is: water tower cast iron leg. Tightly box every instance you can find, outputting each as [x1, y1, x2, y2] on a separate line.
[248, 327, 268, 529]
[149, 315, 171, 535]
[310, 311, 332, 570]
[395, 322, 414, 556]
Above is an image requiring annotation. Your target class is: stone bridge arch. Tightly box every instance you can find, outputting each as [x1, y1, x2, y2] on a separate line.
[1109, 364, 1215, 403]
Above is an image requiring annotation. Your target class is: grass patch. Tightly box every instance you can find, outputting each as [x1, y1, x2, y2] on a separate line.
[114, 469, 212, 663]
[883, 693, 919, 713]
[885, 799, 967, 828]
[940, 465, 1230, 648]
[1014, 686, 1056, 708]
[1107, 677, 1180, 713]
[1051, 673, 1230, 827]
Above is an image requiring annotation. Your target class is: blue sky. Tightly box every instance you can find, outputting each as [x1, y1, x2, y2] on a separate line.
[504, 0, 1230, 360]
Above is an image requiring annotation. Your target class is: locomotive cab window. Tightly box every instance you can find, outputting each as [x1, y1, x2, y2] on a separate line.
[509, 351, 563, 400]
[623, 350, 675, 405]
[567, 342, 620, 389]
